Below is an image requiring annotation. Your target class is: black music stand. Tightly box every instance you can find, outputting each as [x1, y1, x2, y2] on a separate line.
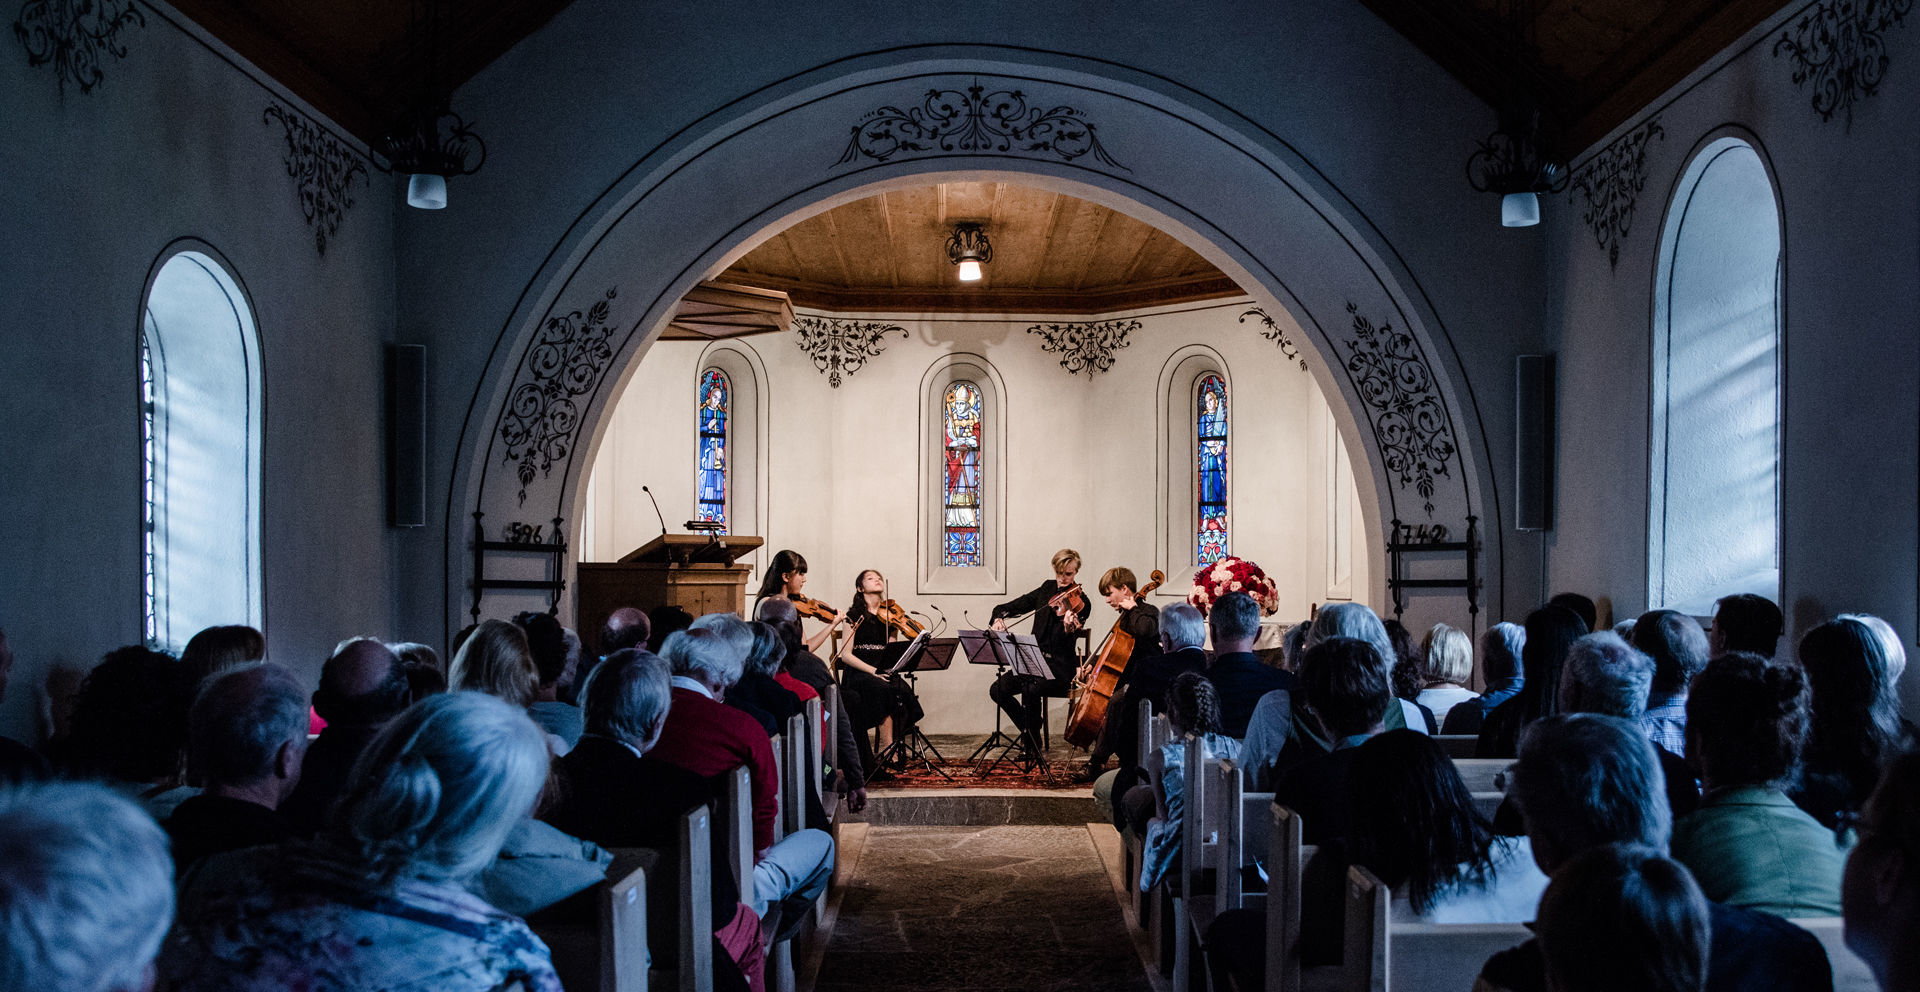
[965, 630, 1051, 774]
[962, 630, 1023, 766]
[873, 633, 954, 781]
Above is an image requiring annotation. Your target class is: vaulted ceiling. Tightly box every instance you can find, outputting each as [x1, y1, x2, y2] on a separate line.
[171, 0, 1787, 156]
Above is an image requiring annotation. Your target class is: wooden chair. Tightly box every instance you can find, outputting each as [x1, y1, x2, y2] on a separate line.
[1790, 917, 1878, 992]
[1434, 735, 1478, 759]
[532, 854, 653, 992]
[1449, 758, 1508, 794]
[1342, 864, 1529, 992]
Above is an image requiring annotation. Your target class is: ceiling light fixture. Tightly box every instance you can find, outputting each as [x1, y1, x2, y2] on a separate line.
[372, 0, 486, 210]
[946, 222, 992, 282]
[1465, 0, 1567, 228]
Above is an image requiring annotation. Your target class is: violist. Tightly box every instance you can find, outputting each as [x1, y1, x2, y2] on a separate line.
[835, 569, 924, 776]
[989, 549, 1092, 752]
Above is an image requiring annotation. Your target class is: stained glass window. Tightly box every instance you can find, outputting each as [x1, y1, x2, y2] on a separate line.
[696, 368, 729, 533]
[942, 381, 983, 567]
[1196, 374, 1229, 564]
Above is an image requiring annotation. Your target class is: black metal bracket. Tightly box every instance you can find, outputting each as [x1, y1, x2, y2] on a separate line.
[470, 510, 568, 622]
[1386, 515, 1481, 621]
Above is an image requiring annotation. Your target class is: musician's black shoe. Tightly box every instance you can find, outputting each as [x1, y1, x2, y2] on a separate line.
[1070, 760, 1104, 784]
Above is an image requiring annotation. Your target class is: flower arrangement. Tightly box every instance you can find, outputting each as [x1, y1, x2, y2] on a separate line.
[1188, 556, 1280, 616]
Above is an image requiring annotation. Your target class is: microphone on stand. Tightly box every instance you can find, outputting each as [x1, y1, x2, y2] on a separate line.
[927, 604, 948, 637]
[641, 485, 667, 538]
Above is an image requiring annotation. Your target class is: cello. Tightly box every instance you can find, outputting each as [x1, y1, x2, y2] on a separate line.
[1062, 569, 1164, 749]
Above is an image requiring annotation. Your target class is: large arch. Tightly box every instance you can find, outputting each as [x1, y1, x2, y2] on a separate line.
[446, 51, 1499, 636]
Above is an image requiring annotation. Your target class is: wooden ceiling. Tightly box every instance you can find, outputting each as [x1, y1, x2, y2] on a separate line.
[715, 183, 1239, 314]
[170, 1, 1787, 163]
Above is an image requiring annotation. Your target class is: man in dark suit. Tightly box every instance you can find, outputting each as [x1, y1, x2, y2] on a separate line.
[1203, 592, 1296, 738]
[165, 662, 306, 874]
[280, 638, 409, 833]
[1272, 637, 1390, 845]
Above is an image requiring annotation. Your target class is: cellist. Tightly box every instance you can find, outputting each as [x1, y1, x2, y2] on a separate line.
[989, 549, 1092, 753]
[1079, 566, 1162, 780]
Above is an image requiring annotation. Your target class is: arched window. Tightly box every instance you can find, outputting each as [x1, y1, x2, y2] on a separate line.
[942, 381, 984, 566]
[695, 367, 731, 533]
[1649, 136, 1781, 615]
[141, 248, 263, 651]
[1195, 373, 1229, 564]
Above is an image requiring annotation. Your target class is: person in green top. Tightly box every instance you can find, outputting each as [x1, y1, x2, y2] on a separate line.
[1672, 651, 1845, 917]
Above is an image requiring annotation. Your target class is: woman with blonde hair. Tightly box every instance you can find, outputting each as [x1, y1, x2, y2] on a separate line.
[449, 618, 537, 708]
[1416, 623, 1479, 727]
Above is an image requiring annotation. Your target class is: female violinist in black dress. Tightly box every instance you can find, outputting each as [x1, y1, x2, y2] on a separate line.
[836, 569, 924, 774]
[753, 549, 843, 654]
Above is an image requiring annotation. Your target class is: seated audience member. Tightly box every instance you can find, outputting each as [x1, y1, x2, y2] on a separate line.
[647, 628, 834, 937]
[758, 597, 866, 813]
[1442, 621, 1526, 735]
[1843, 750, 1920, 992]
[1417, 622, 1478, 728]
[281, 638, 410, 832]
[0, 780, 175, 992]
[1612, 617, 1639, 639]
[1675, 652, 1843, 916]
[1385, 618, 1439, 732]
[574, 606, 651, 700]
[1306, 603, 1418, 736]
[467, 810, 610, 921]
[727, 620, 805, 735]
[179, 624, 267, 687]
[0, 628, 52, 784]
[1476, 605, 1587, 758]
[1547, 592, 1599, 635]
[1795, 617, 1914, 830]
[545, 649, 763, 989]
[1713, 592, 1785, 657]
[389, 641, 448, 703]
[1274, 637, 1393, 845]
[58, 645, 196, 815]
[1635, 609, 1711, 758]
[690, 613, 779, 735]
[1545, 631, 1697, 829]
[1138, 671, 1241, 889]
[1477, 714, 1834, 992]
[515, 611, 583, 749]
[1206, 592, 1297, 738]
[451, 618, 567, 755]
[161, 693, 561, 991]
[648, 604, 695, 653]
[759, 622, 820, 706]
[167, 663, 307, 874]
[1282, 622, 1310, 669]
[1534, 844, 1711, 992]
[1097, 604, 1210, 821]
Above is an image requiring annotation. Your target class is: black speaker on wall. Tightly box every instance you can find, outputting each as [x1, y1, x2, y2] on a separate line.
[1514, 354, 1556, 532]
[386, 344, 427, 528]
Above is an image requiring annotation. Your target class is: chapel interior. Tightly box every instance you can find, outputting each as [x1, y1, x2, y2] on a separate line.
[4, 0, 1918, 989]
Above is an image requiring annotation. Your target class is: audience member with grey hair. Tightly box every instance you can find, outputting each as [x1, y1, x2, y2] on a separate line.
[1307, 602, 1424, 734]
[548, 649, 764, 987]
[1441, 621, 1526, 734]
[281, 637, 409, 833]
[1843, 750, 1920, 992]
[1557, 632, 1653, 718]
[690, 612, 754, 667]
[1093, 603, 1211, 827]
[664, 626, 747, 692]
[166, 662, 308, 874]
[727, 620, 807, 742]
[1796, 616, 1915, 831]
[759, 596, 868, 810]
[1535, 844, 1710, 992]
[1635, 610, 1711, 758]
[1476, 713, 1834, 992]
[0, 781, 175, 992]
[162, 692, 561, 990]
[1416, 622, 1479, 727]
[1206, 593, 1299, 739]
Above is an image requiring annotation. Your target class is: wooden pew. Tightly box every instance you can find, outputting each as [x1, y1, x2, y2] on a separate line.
[1450, 758, 1508, 794]
[1790, 917, 1877, 992]
[1262, 805, 1344, 992]
[1342, 864, 1529, 992]
[1122, 702, 1156, 921]
[780, 714, 808, 838]
[533, 855, 653, 992]
[719, 766, 754, 903]
[1434, 735, 1478, 759]
[1211, 758, 1274, 916]
[1172, 735, 1221, 992]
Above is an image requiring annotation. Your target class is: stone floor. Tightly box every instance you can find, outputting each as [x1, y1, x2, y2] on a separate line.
[811, 825, 1155, 992]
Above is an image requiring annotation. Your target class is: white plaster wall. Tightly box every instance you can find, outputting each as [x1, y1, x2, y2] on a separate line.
[583, 299, 1374, 732]
[1542, 5, 1920, 716]
[0, 4, 400, 741]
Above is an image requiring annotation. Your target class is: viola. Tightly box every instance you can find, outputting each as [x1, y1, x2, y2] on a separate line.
[874, 598, 926, 638]
[1062, 569, 1165, 749]
[790, 593, 839, 624]
[1047, 583, 1088, 630]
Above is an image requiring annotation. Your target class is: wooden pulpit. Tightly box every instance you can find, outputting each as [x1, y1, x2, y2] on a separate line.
[576, 533, 764, 655]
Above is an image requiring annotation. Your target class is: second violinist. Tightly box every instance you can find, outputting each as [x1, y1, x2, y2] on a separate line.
[989, 549, 1093, 752]
[836, 569, 925, 775]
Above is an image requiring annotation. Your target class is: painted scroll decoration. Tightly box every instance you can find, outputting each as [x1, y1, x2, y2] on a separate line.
[792, 315, 906, 387]
[836, 79, 1128, 171]
[1238, 307, 1309, 370]
[12, 0, 144, 94]
[1775, 0, 1913, 125]
[264, 104, 369, 255]
[1342, 302, 1457, 518]
[1026, 318, 1139, 377]
[499, 287, 619, 505]
[1570, 117, 1665, 270]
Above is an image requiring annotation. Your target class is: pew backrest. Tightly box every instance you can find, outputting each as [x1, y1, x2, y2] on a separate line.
[1264, 805, 1313, 992]
[1343, 864, 1531, 992]
[674, 807, 715, 992]
[1451, 758, 1508, 794]
[1791, 917, 1877, 992]
[1212, 757, 1274, 914]
[720, 765, 753, 895]
[781, 713, 808, 836]
[1434, 735, 1478, 759]
[603, 861, 650, 992]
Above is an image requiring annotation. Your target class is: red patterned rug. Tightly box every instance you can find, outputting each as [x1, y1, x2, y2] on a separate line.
[870, 757, 1088, 790]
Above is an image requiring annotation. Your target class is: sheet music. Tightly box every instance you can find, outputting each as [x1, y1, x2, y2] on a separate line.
[1009, 634, 1051, 679]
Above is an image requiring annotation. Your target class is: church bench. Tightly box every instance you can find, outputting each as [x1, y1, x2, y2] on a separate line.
[1262, 804, 1342, 992]
[1173, 735, 1229, 992]
[1789, 917, 1877, 992]
[532, 854, 653, 992]
[1434, 735, 1478, 759]
[1342, 864, 1529, 992]
[1449, 758, 1508, 794]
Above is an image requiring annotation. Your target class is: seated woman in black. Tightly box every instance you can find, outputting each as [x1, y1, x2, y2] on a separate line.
[835, 569, 923, 774]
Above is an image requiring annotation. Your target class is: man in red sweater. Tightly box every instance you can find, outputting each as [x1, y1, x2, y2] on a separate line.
[648, 625, 834, 939]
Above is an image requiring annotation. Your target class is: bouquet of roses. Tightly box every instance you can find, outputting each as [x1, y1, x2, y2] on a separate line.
[1187, 556, 1280, 616]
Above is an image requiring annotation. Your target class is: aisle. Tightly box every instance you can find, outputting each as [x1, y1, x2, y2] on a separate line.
[810, 825, 1157, 992]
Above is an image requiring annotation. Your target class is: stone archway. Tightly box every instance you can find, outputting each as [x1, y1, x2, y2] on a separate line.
[446, 53, 1496, 635]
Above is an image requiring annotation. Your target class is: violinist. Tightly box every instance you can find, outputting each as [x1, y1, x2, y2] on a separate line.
[989, 549, 1093, 751]
[753, 549, 843, 654]
[835, 569, 924, 774]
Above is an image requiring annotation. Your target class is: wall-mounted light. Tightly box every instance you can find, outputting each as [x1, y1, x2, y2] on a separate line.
[946, 222, 992, 282]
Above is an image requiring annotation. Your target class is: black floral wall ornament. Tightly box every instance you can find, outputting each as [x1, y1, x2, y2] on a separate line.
[792, 315, 907, 387]
[1026, 319, 1139, 378]
[13, 0, 144, 94]
[1342, 302, 1457, 517]
[500, 288, 619, 505]
[1570, 118, 1665, 270]
[1238, 307, 1310, 371]
[1775, 0, 1914, 126]
[836, 80, 1128, 171]
[263, 104, 368, 255]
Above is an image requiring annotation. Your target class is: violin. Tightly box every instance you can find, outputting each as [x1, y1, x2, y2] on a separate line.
[790, 593, 840, 624]
[1047, 583, 1088, 631]
[874, 598, 926, 638]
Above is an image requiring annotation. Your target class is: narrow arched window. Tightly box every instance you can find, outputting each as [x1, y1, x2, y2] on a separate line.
[695, 367, 730, 533]
[942, 381, 984, 567]
[1650, 137, 1781, 614]
[141, 249, 263, 651]
[1195, 373, 1229, 565]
